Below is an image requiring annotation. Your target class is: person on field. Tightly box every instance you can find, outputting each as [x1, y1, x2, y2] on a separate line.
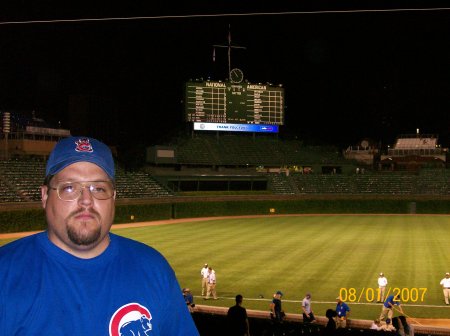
[380, 294, 403, 321]
[335, 296, 350, 328]
[183, 288, 195, 313]
[205, 267, 217, 300]
[377, 272, 388, 302]
[302, 293, 317, 323]
[439, 272, 450, 305]
[0, 136, 199, 335]
[201, 263, 209, 296]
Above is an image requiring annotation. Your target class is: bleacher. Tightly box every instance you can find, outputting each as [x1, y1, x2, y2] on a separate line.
[0, 159, 44, 202]
[0, 159, 174, 203]
[267, 174, 298, 195]
[416, 169, 450, 195]
[292, 172, 418, 195]
[174, 135, 348, 167]
[115, 169, 173, 198]
[0, 157, 449, 203]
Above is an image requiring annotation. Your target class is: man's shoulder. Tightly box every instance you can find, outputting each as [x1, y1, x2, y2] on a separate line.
[0, 233, 42, 259]
[110, 233, 167, 262]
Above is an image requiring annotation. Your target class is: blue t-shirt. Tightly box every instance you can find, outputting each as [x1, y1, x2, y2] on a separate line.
[383, 295, 400, 308]
[336, 302, 350, 317]
[0, 232, 199, 335]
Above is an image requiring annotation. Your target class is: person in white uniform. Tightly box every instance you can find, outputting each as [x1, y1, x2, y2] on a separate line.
[201, 263, 209, 296]
[440, 272, 450, 305]
[377, 272, 388, 302]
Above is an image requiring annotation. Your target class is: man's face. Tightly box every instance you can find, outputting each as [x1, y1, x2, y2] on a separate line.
[41, 162, 116, 258]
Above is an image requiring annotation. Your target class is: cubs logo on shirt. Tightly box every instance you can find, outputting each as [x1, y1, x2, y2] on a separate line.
[109, 303, 152, 336]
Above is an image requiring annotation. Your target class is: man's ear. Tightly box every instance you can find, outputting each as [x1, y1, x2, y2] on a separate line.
[41, 185, 49, 209]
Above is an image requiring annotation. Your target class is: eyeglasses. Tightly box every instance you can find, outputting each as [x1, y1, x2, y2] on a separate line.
[49, 181, 115, 201]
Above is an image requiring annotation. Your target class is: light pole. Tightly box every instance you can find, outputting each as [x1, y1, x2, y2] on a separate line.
[2, 112, 10, 160]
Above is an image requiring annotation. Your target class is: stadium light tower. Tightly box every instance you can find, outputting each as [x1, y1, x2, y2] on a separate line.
[2, 112, 10, 159]
[212, 24, 246, 79]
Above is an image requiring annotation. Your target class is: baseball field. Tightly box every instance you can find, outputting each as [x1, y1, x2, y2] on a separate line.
[1, 214, 450, 322]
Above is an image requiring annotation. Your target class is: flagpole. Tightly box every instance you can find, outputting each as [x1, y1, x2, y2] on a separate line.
[228, 24, 231, 78]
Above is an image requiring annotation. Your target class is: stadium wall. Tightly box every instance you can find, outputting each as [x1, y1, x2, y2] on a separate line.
[1, 195, 450, 233]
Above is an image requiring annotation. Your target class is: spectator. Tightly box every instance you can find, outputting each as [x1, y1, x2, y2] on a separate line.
[398, 316, 412, 335]
[370, 319, 381, 330]
[227, 294, 250, 336]
[335, 296, 350, 328]
[380, 318, 396, 332]
[322, 309, 337, 336]
[183, 288, 195, 313]
[302, 293, 317, 323]
[0, 136, 199, 335]
[201, 263, 209, 296]
[270, 290, 285, 336]
[392, 317, 405, 336]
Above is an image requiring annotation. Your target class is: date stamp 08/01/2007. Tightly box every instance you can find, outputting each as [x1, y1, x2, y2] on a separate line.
[339, 287, 427, 303]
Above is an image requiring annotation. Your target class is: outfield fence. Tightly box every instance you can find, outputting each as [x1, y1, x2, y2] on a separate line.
[1, 194, 450, 233]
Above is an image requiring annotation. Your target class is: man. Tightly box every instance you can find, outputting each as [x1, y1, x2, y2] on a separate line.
[380, 293, 403, 321]
[380, 318, 396, 332]
[335, 296, 350, 328]
[201, 263, 209, 296]
[0, 136, 199, 335]
[270, 290, 284, 336]
[205, 267, 217, 299]
[183, 288, 195, 313]
[377, 272, 388, 302]
[227, 294, 250, 336]
[440, 272, 450, 305]
[302, 293, 317, 323]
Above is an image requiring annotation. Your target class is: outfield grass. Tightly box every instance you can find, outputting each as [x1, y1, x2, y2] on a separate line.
[2, 215, 450, 320]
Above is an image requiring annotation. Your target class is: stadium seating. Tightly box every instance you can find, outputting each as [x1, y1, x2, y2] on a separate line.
[0, 159, 174, 203]
[174, 135, 348, 167]
[292, 171, 419, 195]
[1, 156, 450, 203]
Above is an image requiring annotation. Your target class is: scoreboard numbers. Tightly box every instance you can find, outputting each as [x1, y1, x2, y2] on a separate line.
[185, 80, 284, 126]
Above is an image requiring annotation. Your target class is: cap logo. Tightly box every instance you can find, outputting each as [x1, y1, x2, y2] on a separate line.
[75, 138, 94, 153]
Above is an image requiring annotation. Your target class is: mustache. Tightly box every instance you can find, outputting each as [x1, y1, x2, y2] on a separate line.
[69, 208, 101, 219]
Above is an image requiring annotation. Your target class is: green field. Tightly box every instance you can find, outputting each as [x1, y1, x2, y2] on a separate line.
[2, 214, 450, 320]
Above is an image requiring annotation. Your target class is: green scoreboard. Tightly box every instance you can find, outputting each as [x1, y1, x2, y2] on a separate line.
[185, 80, 285, 125]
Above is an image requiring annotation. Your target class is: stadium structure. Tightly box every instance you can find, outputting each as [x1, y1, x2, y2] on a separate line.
[1, 110, 450, 335]
[0, 110, 450, 204]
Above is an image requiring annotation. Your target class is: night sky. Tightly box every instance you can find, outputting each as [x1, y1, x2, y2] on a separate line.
[1, 1, 449, 148]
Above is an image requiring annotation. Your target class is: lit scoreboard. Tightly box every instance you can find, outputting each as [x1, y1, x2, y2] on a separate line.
[185, 80, 284, 133]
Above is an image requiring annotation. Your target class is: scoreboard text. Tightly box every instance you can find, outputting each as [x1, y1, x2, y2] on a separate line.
[185, 80, 284, 126]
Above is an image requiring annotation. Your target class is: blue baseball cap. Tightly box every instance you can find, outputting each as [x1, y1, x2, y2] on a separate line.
[46, 136, 115, 180]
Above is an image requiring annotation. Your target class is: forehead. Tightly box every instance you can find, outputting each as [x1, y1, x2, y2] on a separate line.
[53, 162, 110, 181]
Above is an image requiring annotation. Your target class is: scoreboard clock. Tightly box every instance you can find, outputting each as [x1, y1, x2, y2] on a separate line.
[229, 68, 244, 84]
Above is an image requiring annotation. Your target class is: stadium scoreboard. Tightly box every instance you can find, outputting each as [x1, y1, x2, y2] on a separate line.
[185, 80, 284, 133]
